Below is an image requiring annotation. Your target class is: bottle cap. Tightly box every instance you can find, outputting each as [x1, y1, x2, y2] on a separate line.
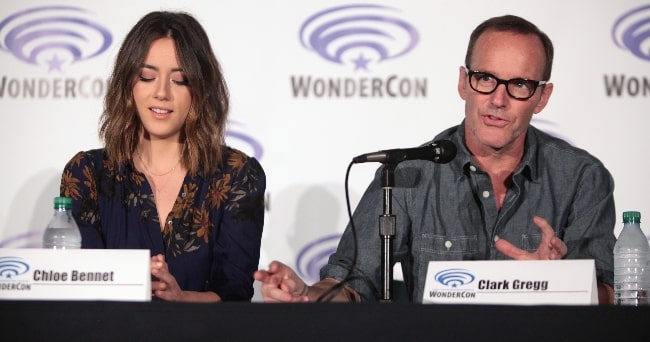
[623, 211, 641, 223]
[53, 196, 73, 210]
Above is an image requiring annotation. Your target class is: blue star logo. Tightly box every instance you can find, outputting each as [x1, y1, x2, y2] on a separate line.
[47, 54, 65, 72]
[352, 53, 371, 71]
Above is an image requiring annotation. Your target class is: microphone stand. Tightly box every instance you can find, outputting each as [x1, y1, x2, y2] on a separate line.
[379, 163, 397, 302]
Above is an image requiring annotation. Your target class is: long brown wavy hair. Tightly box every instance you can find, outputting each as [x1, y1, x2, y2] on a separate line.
[99, 11, 229, 176]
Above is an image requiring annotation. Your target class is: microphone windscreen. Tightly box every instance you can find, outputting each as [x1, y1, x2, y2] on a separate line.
[431, 140, 456, 164]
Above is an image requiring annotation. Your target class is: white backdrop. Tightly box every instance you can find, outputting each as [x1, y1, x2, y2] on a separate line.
[1, 0, 649, 297]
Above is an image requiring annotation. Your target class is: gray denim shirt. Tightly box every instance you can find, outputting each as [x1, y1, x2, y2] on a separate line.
[321, 121, 616, 302]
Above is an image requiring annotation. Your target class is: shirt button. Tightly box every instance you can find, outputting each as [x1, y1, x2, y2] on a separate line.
[168, 220, 173, 226]
[444, 241, 452, 250]
[482, 190, 490, 198]
[181, 192, 186, 198]
[494, 235, 499, 242]
[469, 165, 477, 172]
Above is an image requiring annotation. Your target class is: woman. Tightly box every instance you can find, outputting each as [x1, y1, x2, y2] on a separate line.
[60, 11, 265, 302]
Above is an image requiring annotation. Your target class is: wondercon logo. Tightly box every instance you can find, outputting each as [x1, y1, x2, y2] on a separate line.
[299, 4, 419, 71]
[0, 256, 30, 279]
[0, 5, 112, 71]
[435, 268, 475, 288]
[612, 4, 650, 61]
[295, 234, 341, 282]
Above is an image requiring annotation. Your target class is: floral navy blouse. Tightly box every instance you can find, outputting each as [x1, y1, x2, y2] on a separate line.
[60, 147, 265, 301]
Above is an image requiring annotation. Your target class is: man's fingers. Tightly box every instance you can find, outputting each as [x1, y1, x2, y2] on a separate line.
[550, 236, 568, 258]
[532, 216, 554, 236]
[495, 237, 530, 260]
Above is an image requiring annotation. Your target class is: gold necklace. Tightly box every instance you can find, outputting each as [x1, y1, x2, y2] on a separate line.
[137, 151, 180, 177]
[136, 151, 181, 231]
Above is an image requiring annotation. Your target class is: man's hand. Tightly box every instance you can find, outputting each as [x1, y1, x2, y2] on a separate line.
[254, 261, 310, 303]
[495, 216, 567, 260]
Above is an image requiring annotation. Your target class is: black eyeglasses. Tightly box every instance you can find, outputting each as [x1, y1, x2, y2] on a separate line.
[465, 67, 547, 100]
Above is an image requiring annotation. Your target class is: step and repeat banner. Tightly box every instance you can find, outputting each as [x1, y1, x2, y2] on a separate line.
[1, 0, 648, 296]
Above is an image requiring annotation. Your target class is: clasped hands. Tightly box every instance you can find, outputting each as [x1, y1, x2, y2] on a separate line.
[150, 254, 184, 301]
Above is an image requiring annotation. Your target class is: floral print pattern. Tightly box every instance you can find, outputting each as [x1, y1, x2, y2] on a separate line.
[59, 147, 265, 300]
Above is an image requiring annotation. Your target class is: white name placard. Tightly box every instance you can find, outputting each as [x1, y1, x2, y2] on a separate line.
[422, 259, 597, 305]
[0, 248, 151, 302]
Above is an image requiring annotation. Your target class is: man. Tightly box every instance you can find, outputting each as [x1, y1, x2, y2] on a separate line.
[255, 14, 616, 304]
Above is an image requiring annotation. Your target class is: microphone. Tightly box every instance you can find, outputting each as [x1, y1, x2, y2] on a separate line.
[352, 140, 457, 164]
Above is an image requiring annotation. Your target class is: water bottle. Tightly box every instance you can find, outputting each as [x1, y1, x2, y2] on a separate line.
[614, 211, 650, 305]
[42, 196, 82, 249]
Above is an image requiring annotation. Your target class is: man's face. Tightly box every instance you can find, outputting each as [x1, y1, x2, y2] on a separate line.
[458, 30, 553, 154]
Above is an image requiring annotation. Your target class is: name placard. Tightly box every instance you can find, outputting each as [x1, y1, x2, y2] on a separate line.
[422, 259, 597, 305]
[0, 248, 151, 302]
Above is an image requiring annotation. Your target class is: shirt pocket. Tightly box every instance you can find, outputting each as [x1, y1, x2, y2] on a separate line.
[420, 234, 478, 258]
[521, 234, 542, 252]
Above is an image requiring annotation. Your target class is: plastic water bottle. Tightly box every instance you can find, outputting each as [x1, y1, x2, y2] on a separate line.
[42, 196, 82, 249]
[614, 211, 650, 305]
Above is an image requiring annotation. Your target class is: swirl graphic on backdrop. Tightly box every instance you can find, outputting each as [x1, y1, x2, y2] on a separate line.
[296, 234, 341, 282]
[0, 256, 30, 279]
[531, 117, 574, 145]
[612, 4, 650, 61]
[225, 120, 264, 160]
[0, 231, 43, 249]
[434, 268, 475, 288]
[299, 4, 419, 70]
[0, 6, 112, 71]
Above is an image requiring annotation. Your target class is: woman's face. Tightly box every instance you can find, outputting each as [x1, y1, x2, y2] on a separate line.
[133, 37, 191, 142]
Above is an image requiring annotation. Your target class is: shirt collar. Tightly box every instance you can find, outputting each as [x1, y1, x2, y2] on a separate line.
[441, 120, 538, 182]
